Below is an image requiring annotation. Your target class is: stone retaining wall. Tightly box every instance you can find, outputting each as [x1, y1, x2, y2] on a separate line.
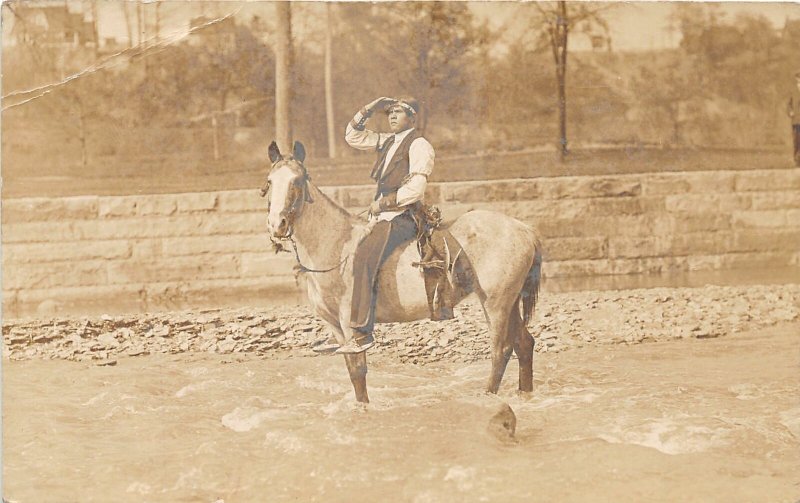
[3, 169, 799, 318]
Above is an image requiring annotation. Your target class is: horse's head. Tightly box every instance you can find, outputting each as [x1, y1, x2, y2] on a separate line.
[261, 140, 313, 238]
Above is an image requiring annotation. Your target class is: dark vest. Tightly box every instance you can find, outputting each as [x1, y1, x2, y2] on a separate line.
[371, 129, 425, 201]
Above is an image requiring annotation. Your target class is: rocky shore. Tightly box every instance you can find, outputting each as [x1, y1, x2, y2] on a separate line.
[3, 284, 798, 366]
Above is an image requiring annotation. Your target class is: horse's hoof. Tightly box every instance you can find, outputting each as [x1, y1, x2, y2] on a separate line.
[335, 335, 375, 354]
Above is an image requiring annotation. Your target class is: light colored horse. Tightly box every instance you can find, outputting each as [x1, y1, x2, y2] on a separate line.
[263, 141, 542, 403]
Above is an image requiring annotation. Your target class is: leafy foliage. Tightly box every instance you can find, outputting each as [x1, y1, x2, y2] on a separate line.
[3, 2, 799, 177]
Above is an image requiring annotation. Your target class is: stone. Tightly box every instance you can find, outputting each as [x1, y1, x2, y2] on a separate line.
[732, 210, 787, 228]
[176, 193, 218, 213]
[98, 333, 119, 348]
[3, 196, 99, 223]
[127, 347, 149, 357]
[487, 403, 517, 441]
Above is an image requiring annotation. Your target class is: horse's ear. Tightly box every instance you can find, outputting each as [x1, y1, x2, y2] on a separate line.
[292, 141, 306, 163]
[268, 141, 282, 163]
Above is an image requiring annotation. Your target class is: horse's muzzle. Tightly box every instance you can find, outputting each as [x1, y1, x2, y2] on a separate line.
[270, 214, 292, 238]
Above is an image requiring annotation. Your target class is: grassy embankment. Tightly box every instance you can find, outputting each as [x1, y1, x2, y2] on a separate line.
[2, 146, 793, 199]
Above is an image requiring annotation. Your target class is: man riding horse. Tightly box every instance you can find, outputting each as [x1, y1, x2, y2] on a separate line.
[261, 111, 542, 400]
[334, 96, 436, 354]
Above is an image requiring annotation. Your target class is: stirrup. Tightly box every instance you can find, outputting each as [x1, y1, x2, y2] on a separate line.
[311, 336, 341, 355]
[335, 334, 375, 354]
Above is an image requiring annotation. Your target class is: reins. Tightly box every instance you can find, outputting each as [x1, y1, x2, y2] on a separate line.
[288, 235, 348, 275]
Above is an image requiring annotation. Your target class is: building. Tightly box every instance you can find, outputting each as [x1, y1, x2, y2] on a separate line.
[9, 4, 96, 49]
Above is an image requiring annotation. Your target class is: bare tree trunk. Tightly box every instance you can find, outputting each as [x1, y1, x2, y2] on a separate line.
[90, 0, 100, 58]
[324, 3, 336, 158]
[555, 0, 569, 162]
[416, 42, 430, 133]
[155, 1, 161, 42]
[418, 71, 430, 133]
[136, 1, 143, 46]
[212, 115, 220, 161]
[122, 3, 133, 48]
[78, 100, 88, 169]
[274, 1, 293, 153]
[670, 104, 681, 145]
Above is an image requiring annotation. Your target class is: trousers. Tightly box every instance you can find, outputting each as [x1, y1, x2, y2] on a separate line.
[350, 212, 417, 333]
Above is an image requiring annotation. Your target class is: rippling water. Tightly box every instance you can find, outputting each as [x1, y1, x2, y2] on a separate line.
[4, 325, 799, 502]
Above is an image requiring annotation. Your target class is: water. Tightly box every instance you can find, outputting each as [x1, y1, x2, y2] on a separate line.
[4, 325, 798, 502]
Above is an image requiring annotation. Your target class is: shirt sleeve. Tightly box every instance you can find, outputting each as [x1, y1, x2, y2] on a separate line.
[345, 110, 391, 151]
[395, 137, 435, 207]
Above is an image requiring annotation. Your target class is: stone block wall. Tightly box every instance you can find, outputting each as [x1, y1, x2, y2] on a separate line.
[3, 169, 798, 318]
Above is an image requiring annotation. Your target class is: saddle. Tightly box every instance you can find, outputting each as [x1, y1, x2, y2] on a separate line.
[411, 205, 471, 321]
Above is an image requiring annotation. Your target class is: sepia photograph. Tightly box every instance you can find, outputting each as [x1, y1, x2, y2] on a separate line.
[2, 0, 799, 501]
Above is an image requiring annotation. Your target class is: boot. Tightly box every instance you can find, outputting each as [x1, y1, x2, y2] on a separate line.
[311, 335, 341, 355]
[335, 329, 375, 354]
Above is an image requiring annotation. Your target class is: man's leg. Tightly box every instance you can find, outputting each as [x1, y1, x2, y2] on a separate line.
[354, 213, 418, 329]
[338, 213, 418, 354]
[350, 220, 392, 334]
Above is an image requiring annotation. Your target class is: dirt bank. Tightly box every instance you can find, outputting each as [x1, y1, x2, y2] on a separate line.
[4, 284, 798, 365]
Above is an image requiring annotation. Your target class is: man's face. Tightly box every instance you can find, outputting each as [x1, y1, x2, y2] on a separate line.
[387, 106, 414, 133]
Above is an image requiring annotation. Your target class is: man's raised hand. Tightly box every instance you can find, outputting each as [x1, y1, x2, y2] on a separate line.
[366, 97, 395, 113]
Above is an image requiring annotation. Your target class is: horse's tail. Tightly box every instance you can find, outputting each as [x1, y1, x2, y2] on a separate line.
[520, 240, 543, 327]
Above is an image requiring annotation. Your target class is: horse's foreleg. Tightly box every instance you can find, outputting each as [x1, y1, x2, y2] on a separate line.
[510, 308, 534, 393]
[488, 343, 514, 394]
[343, 353, 369, 403]
[336, 300, 370, 403]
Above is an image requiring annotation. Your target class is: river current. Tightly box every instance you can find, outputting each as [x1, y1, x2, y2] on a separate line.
[3, 324, 798, 502]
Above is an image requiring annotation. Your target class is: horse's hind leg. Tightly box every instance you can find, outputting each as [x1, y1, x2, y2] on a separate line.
[343, 353, 369, 403]
[510, 307, 534, 393]
[484, 302, 515, 394]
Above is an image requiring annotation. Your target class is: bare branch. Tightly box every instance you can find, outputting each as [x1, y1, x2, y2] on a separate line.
[2, 8, 242, 111]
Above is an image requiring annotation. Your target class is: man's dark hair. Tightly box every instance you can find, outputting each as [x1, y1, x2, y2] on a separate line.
[384, 96, 420, 117]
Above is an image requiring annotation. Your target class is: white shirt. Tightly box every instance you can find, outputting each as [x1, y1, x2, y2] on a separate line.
[345, 111, 435, 222]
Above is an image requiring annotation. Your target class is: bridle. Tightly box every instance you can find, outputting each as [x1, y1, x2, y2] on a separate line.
[260, 158, 346, 276]
[260, 157, 314, 240]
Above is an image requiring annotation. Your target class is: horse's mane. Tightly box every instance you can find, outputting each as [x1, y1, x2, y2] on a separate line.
[310, 181, 366, 225]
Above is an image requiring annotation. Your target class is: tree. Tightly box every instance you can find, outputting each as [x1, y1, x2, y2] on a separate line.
[136, 1, 144, 46]
[531, 1, 612, 161]
[332, 2, 490, 135]
[324, 3, 336, 158]
[658, 4, 800, 146]
[633, 51, 706, 145]
[88, 0, 99, 59]
[380, 2, 490, 133]
[122, 2, 133, 48]
[2, 3, 105, 171]
[274, 1, 293, 153]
